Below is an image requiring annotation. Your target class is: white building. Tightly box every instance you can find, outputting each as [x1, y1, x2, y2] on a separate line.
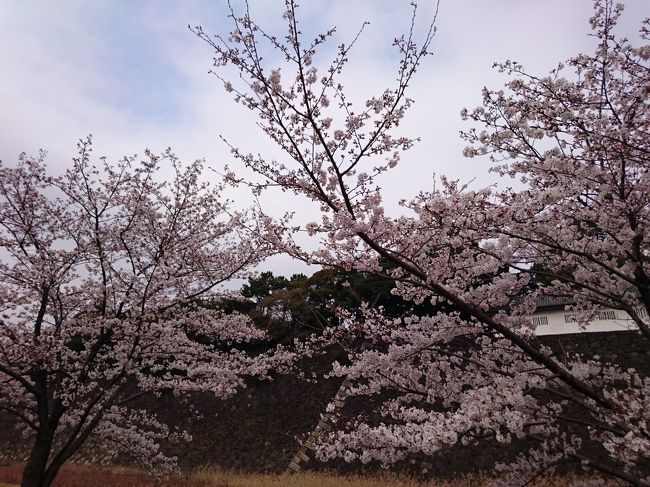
[531, 296, 647, 336]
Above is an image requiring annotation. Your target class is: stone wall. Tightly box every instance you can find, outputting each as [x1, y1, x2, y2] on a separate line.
[1, 331, 648, 476]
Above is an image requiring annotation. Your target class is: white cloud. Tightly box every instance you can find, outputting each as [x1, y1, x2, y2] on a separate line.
[1, 0, 647, 277]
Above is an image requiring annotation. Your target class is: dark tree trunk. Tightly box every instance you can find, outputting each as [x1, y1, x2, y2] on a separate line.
[41, 459, 64, 487]
[20, 427, 55, 487]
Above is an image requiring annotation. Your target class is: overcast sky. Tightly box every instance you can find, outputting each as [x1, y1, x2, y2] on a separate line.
[0, 0, 647, 277]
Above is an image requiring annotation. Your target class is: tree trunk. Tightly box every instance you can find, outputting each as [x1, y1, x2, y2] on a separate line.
[21, 428, 54, 487]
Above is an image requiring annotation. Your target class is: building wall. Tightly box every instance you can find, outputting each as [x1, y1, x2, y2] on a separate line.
[533, 306, 648, 336]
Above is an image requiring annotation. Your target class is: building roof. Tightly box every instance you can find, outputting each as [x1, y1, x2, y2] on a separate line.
[535, 295, 574, 310]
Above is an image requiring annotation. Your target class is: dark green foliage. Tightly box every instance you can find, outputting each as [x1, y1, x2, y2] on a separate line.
[240, 266, 439, 343]
[241, 271, 294, 302]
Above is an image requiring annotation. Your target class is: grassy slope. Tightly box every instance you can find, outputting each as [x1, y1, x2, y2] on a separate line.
[0, 464, 618, 487]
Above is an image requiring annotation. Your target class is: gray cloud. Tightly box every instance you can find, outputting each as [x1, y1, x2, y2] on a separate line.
[1, 0, 647, 277]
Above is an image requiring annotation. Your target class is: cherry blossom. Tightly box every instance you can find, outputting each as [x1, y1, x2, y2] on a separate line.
[0, 138, 278, 487]
[198, 0, 649, 484]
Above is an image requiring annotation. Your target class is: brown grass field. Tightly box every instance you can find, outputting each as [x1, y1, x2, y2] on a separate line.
[0, 464, 618, 487]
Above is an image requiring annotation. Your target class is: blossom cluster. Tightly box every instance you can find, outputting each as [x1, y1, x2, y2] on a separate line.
[198, 0, 649, 484]
[0, 139, 282, 483]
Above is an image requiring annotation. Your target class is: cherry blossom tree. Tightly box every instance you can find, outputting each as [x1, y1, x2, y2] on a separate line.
[195, 0, 649, 484]
[0, 138, 277, 487]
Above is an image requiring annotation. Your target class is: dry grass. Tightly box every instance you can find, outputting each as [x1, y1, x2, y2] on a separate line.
[0, 463, 613, 487]
[188, 469, 486, 487]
